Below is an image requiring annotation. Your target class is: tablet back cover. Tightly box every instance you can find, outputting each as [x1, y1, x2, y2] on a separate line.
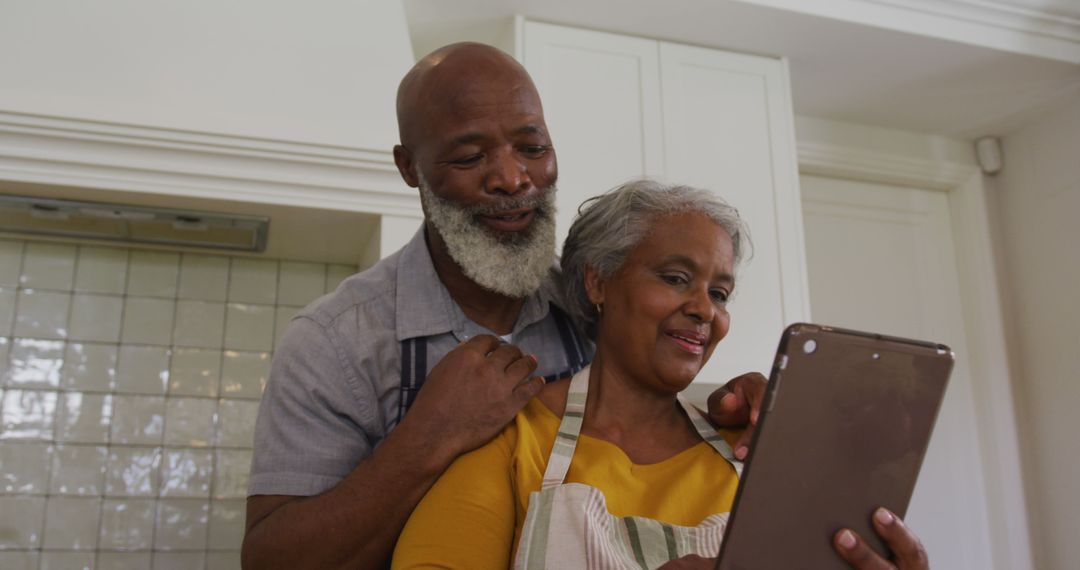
[716, 323, 953, 570]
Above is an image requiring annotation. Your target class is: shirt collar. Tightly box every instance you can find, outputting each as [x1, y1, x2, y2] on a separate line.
[394, 227, 559, 341]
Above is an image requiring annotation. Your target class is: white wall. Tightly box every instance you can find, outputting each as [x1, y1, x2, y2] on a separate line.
[990, 96, 1080, 570]
[0, 0, 414, 151]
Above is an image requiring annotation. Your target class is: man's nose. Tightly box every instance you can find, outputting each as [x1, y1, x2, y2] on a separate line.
[484, 149, 531, 195]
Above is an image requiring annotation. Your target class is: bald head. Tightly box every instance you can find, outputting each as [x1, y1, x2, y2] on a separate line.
[396, 43, 541, 149]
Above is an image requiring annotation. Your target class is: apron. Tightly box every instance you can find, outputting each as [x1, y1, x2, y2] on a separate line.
[398, 305, 590, 422]
[514, 367, 743, 569]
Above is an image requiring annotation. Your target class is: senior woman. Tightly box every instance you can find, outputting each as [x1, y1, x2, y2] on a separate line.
[392, 180, 929, 569]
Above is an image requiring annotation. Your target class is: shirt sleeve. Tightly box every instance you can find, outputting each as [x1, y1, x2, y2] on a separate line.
[392, 426, 518, 570]
[248, 315, 381, 497]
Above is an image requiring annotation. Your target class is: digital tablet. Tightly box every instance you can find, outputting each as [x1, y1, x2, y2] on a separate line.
[715, 323, 953, 570]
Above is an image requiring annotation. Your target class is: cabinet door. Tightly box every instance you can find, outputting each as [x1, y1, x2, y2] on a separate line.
[656, 42, 812, 388]
[660, 42, 809, 390]
[521, 21, 664, 248]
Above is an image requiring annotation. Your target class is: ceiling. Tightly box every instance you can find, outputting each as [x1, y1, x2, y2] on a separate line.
[403, 0, 1080, 140]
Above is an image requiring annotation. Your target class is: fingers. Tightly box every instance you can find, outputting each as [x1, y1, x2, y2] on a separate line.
[733, 422, 755, 461]
[707, 372, 767, 426]
[872, 509, 929, 570]
[833, 528, 896, 570]
[512, 375, 546, 403]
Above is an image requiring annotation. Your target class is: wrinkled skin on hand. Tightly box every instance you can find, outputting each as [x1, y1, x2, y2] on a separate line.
[706, 372, 767, 460]
[404, 334, 544, 459]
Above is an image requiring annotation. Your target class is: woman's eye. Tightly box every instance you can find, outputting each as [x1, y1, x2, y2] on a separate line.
[710, 289, 730, 304]
[660, 274, 688, 286]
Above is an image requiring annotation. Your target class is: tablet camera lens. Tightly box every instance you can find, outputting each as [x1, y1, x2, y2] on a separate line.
[802, 339, 817, 354]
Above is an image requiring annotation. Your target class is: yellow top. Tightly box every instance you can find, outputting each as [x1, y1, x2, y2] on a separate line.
[392, 397, 742, 569]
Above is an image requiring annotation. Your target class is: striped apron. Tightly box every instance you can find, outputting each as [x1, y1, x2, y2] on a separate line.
[514, 367, 743, 569]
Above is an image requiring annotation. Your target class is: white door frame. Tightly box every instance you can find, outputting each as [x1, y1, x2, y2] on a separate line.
[798, 140, 1033, 570]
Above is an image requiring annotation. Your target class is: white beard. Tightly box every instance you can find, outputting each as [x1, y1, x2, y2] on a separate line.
[418, 177, 557, 299]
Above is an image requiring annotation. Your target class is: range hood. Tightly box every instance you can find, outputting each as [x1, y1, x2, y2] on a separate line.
[0, 195, 269, 252]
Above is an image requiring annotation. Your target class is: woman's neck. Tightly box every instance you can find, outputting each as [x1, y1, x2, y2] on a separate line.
[579, 352, 702, 464]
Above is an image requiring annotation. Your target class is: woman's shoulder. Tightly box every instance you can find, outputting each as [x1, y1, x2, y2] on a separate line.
[535, 376, 570, 417]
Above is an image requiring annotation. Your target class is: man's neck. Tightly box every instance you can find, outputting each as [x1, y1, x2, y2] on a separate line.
[424, 223, 526, 335]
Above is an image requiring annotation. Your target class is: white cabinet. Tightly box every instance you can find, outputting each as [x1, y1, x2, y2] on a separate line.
[519, 21, 810, 391]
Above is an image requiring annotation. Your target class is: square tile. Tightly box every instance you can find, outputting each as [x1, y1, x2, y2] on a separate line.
[0, 287, 14, 335]
[4, 338, 64, 388]
[42, 496, 101, 549]
[40, 552, 95, 570]
[208, 498, 246, 549]
[207, 551, 242, 570]
[97, 552, 153, 570]
[0, 240, 23, 287]
[121, 297, 175, 345]
[278, 261, 325, 306]
[74, 246, 128, 294]
[224, 303, 275, 351]
[172, 300, 225, 348]
[0, 442, 53, 493]
[49, 444, 107, 495]
[61, 343, 117, 392]
[274, 306, 301, 350]
[0, 496, 46, 548]
[0, 496, 45, 546]
[0, 551, 38, 570]
[1, 389, 58, 440]
[126, 250, 179, 297]
[325, 264, 355, 293]
[215, 399, 259, 448]
[67, 293, 123, 342]
[213, 449, 253, 499]
[13, 289, 70, 340]
[164, 397, 216, 447]
[99, 498, 156, 549]
[228, 258, 277, 304]
[153, 552, 206, 570]
[155, 498, 209, 550]
[104, 446, 162, 496]
[55, 392, 113, 444]
[220, 351, 269, 398]
[115, 345, 170, 395]
[161, 448, 213, 498]
[20, 242, 76, 290]
[109, 395, 165, 445]
[169, 348, 221, 397]
[178, 254, 229, 301]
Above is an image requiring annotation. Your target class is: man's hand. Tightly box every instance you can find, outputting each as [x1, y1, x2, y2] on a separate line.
[404, 334, 544, 462]
[834, 508, 930, 570]
[706, 372, 766, 460]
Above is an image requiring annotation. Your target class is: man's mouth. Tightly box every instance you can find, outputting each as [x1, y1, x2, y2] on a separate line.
[666, 330, 707, 355]
[479, 208, 536, 232]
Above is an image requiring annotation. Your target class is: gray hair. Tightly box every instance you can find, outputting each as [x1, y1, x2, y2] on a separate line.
[560, 179, 751, 339]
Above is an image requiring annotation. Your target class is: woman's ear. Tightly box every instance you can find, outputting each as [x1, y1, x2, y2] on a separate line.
[584, 265, 605, 305]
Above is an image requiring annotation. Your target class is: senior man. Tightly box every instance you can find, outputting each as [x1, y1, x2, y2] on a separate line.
[240, 43, 764, 569]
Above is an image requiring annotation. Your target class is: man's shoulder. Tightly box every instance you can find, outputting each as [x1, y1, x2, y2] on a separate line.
[297, 249, 404, 329]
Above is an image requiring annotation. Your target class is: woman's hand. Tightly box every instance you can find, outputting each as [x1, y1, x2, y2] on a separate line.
[706, 372, 767, 460]
[834, 508, 929, 569]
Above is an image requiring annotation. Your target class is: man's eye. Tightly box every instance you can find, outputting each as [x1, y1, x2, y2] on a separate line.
[520, 145, 550, 157]
[451, 154, 483, 166]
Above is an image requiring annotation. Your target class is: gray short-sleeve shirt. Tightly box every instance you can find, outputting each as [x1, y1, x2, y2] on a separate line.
[249, 228, 592, 497]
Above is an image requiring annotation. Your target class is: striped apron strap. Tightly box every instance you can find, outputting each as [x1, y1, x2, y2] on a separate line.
[677, 396, 744, 478]
[397, 337, 428, 423]
[539, 366, 591, 490]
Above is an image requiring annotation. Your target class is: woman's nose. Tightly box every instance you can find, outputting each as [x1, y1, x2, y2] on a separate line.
[683, 286, 716, 323]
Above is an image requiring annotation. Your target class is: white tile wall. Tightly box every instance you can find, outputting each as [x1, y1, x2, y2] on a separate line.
[0, 237, 355, 568]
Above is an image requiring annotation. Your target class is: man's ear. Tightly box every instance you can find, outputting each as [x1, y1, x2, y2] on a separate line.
[584, 265, 605, 305]
[393, 144, 420, 188]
